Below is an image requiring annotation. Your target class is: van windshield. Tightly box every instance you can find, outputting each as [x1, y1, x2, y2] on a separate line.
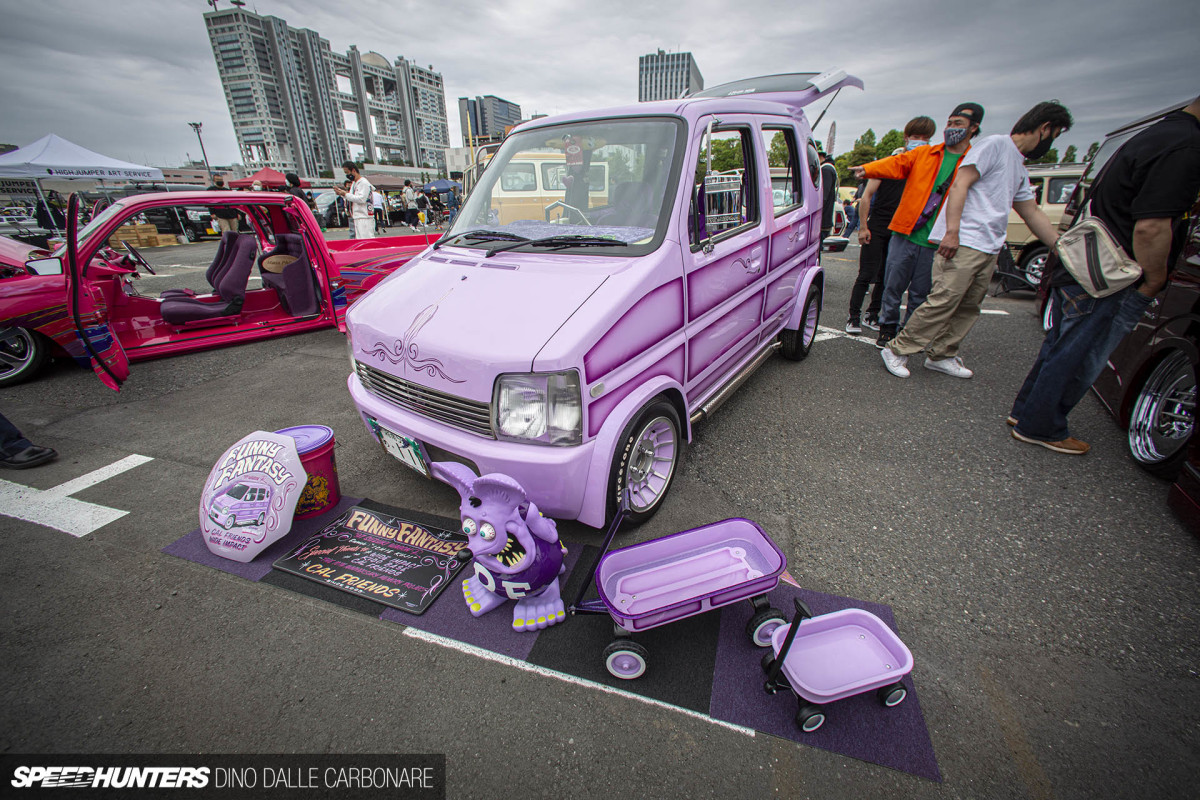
[446, 117, 686, 256]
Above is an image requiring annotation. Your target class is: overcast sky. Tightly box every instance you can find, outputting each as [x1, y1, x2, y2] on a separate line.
[0, 0, 1195, 169]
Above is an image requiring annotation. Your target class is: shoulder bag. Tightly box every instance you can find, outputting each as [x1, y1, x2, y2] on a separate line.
[1053, 154, 1141, 298]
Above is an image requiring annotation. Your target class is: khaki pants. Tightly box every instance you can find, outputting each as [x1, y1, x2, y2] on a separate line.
[887, 245, 997, 360]
[215, 217, 238, 234]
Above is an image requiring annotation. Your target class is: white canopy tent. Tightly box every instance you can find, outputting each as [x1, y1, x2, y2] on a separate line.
[0, 134, 164, 233]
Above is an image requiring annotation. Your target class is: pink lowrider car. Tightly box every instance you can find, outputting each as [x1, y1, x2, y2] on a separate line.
[346, 71, 861, 527]
[0, 191, 430, 388]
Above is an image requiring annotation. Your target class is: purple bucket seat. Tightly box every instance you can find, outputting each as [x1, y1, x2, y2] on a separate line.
[160, 234, 258, 325]
[257, 233, 318, 317]
[160, 230, 240, 299]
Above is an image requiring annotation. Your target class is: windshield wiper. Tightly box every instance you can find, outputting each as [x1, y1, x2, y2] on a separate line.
[484, 235, 630, 257]
[432, 231, 529, 250]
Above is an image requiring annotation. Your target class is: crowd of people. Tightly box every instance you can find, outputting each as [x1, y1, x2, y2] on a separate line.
[833, 95, 1200, 456]
[331, 163, 457, 239]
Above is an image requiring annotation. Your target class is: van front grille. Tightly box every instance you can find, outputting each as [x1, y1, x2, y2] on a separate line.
[355, 361, 495, 439]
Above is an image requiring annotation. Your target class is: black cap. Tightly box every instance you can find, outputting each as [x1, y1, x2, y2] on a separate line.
[950, 102, 984, 125]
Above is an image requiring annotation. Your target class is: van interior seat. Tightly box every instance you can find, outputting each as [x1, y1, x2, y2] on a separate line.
[258, 233, 318, 317]
[160, 235, 258, 324]
[597, 181, 654, 227]
[159, 230, 240, 299]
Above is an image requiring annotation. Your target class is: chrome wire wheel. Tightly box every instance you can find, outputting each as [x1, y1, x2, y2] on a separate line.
[1128, 351, 1196, 473]
[625, 415, 678, 514]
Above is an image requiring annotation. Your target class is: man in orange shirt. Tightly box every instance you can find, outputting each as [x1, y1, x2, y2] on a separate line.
[853, 103, 983, 348]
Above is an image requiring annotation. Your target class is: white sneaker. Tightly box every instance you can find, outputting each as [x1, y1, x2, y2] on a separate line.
[881, 348, 910, 378]
[924, 356, 973, 379]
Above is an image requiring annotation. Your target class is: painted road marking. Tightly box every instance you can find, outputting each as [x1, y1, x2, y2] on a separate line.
[0, 454, 154, 537]
[404, 628, 757, 738]
[980, 309, 1010, 315]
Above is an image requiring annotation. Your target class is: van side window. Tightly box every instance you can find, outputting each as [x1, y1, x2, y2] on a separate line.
[763, 127, 801, 213]
[689, 127, 759, 247]
[806, 139, 821, 187]
[500, 163, 537, 192]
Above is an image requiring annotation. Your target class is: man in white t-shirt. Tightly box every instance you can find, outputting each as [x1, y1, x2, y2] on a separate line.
[402, 180, 418, 228]
[334, 160, 375, 240]
[881, 101, 1072, 380]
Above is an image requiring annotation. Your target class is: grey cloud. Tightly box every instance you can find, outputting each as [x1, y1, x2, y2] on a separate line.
[0, 0, 1194, 168]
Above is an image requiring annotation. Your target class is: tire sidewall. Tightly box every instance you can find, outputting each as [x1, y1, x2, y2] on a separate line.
[0, 327, 48, 387]
[781, 284, 821, 361]
[608, 398, 682, 526]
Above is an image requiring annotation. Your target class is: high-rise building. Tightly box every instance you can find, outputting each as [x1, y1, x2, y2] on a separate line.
[638, 50, 704, 102]
[203, 7, 449, 174]
[458, 95, 523, 146]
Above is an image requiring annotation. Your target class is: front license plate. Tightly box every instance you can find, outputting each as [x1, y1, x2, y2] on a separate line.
[373, 421, 430, 478]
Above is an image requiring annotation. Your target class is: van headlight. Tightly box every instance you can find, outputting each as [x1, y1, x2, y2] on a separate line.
[493, 370, 582, 446]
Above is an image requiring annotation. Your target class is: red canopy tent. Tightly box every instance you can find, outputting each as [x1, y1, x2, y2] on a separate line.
[228, 167, 310, 189]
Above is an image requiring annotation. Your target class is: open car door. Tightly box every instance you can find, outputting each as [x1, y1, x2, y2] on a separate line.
[64, 192, 129, 391]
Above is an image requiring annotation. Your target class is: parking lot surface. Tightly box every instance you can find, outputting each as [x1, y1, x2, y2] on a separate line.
[1, 240, 1196, 799]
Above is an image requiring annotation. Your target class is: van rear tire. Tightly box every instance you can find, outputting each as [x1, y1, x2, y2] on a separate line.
[780, 285, 821, 361]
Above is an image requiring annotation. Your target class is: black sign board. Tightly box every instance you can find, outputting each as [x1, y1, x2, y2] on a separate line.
[273, 506, 469, 615]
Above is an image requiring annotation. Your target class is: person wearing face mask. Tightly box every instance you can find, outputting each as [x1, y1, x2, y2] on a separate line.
[207, 174, 240, 233]
[852, 104, 982, 348]
[847, 115, 937, 335]
[881, 101, 1072, 382]
[1010, 95, 1200, 455]
[334, 160, 375, 240]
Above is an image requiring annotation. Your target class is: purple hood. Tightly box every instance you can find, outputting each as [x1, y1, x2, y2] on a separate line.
[347, 250, 607, 400]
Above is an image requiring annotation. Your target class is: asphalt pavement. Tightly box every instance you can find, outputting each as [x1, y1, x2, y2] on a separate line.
[1, 240, 1196, 799]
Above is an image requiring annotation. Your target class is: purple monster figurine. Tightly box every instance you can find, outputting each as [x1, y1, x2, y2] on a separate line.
[432, 462, 567, 631]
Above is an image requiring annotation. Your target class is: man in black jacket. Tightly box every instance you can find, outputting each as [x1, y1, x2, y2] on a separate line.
[1010, 95, 1200, 455]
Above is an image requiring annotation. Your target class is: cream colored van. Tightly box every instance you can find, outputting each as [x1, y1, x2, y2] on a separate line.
[1006, 163, 1085, 282]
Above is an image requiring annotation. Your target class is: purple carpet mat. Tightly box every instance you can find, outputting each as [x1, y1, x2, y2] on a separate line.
[711, 584, 942, 782]
[163, 505, 939, 781]
[382, 546, 582, 661]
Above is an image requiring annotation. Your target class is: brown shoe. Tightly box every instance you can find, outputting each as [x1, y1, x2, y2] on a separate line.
[1010, 428, 1090, 455]
[1005, 416, 1018, 427]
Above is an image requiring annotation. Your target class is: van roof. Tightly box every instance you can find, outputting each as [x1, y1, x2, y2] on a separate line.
[510, 70, 863, 134]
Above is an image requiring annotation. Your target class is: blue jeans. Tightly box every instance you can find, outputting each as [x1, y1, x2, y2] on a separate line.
[0, 411, 33, 457]
[879, 235, 936, 327]
[1011, 285, 1154, 442]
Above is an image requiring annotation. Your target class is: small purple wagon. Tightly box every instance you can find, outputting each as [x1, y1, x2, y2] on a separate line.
[762, 598, 914, 732]
[570, 507, 787, 679]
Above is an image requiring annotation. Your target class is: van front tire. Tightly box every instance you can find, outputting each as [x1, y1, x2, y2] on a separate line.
[609, 398, 683, 527]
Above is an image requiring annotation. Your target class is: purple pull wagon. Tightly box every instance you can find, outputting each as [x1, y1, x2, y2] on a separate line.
[762, 598, 914, 732]
[571, 507, 788, 679]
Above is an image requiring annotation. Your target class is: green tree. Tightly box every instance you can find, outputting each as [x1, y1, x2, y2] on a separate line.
[832, 130, 879, 185]
[709, 137, 744, 173]
[1061, 144, 1078, 163]
[1084, 141, 1100, 162]
[877, 129, 903, 156]
[856, 129, 877, 149]
[768, 131, 790, 168]
[318, 169, 334, 179]
[0, 143, 18, 155]
[1027, 147, 1059, 165]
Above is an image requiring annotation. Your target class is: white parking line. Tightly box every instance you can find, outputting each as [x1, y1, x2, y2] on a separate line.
[0, 454, 154, 537]
[403, 628, 757, 737]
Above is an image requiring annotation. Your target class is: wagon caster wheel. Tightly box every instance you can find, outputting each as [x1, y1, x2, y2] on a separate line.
[603, 639, 648, 680]
[878, 682, 907, 708]
[747, 607, 787, 647]
[761, 651, 776, 675]
[796, 702, 826, 733]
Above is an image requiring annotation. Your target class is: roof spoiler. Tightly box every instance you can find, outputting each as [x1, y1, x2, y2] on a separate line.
[682, 69, 863, 106]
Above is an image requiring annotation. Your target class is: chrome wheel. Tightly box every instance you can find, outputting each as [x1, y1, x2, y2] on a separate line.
[0, 327, 46, 387]
[625, 416, 678, 513]
[1021, 249, 1048, 287]
[1128, 352, 1195, 474]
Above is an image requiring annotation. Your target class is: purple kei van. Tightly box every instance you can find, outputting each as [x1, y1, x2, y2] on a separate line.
[346, 71, 862, 527]
[208, 478, 273, 530]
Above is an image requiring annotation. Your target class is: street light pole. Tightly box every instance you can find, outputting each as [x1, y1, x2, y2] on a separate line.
[189, 122, 213, 183]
